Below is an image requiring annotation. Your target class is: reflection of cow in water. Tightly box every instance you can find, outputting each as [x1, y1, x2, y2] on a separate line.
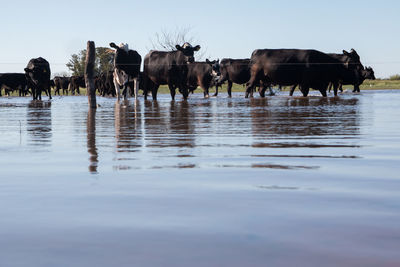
[142, 101, 195, 149]
[114, 101, 142, 155]
[250, 97, 360, 141]
[27, 101, 52, 147]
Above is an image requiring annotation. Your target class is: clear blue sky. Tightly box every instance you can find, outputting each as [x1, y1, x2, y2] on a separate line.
[1, 0, 399, 78]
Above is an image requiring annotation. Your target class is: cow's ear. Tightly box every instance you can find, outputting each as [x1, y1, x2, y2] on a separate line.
[176, 45, 183, 51]
[343, 50, 349, 56]
[206, 59, 210, 64]
[193, 45, 201, 51]
[24, 68, 31, 72]
[110, 42, 118, 49]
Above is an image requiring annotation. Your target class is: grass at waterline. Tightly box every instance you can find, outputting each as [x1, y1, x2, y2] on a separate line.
[1, 79, 400, 97]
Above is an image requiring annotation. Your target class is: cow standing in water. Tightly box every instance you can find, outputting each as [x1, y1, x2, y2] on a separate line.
[142, 42, 200, 100]
[54, 76, 70, 95]
[246, 49, 362, 97]
[0, 73, 29, 96]
[215, 58, 274, 97]
[109, 42, 141, 100]
[215, 58, 251, 97]
[187, 59, 220, 98]
[24, 57, 51, 100]
[69, 75, 85, 95]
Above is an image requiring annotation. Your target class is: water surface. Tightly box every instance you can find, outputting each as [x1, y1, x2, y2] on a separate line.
[0, 91, 399, 266]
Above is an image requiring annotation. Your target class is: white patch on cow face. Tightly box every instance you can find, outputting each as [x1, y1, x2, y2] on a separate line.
[182, 42, 192, 49]
[212, 70, 218, 77]
[118, 43, 129, 52]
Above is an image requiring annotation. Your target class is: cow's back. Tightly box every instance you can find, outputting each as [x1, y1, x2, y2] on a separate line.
[187, 62, 212, 87]
[250, 49, 343, 86]
[220, 58, 251, 84]
[144, 50, 180, 85]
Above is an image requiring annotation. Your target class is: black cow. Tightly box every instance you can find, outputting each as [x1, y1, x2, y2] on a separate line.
[143, 42, 201, 100]
[215, 58, 274, 97]
[327, 49, 364, 93]
[0, 73, 29, 97]
[53, 76, 70, 95]
[95, 71, 114, 97]
[362, 66, 375, 81]
[187, 59, 220, 97]
[246, 49, 361, 97]
[69, 75, 85, 95]
[109, 42, 141, 100]
[24, 57, 51, 100]
[327, 66, 375, 93]
[215, 58, 251, 97]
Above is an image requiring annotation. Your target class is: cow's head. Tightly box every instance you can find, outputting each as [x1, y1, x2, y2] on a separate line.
[24, 65, 48, 85]
[110, 42, 129, 52]
[176, 42, 201, 63]
[363, 66, 376, 80]
[206, 59, 221, 77]
[343, 48, 363, 70]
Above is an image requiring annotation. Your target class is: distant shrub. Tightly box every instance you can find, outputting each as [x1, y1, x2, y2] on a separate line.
[389, 74, 400, 80]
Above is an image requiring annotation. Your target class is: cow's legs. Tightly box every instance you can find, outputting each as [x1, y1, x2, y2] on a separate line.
[245, 66, 262, 98]
[353, 84, 360, 93]
[48, 85, 52, 100]
[133, 78, 138, 99]
[331, 81, 339, 96]
[32, 87, 37, 100]
[227, 81, 233, 98]
[152, 85, 159, 101]
[259, 85, 266, 98]
[114, 76, 121, 100]
[289, 85, 297, 96]
[124, 84, 130, 100]
[301, 86, 310, 97]
[317, 86, 327, 97]
[199, 82, 209, 98]
[214, 84, 219, 97]
[203, 85, 210, 98]
[328, 83, 332, 93]
[168, 83, 176, 100]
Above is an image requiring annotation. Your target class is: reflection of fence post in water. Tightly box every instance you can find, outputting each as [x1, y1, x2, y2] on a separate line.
[87, 108, 98, 173]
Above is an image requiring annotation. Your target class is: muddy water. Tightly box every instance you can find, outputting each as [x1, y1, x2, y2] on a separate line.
[0, 91, 399, 266]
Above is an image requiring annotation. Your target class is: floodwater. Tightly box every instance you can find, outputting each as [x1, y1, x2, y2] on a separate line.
[0, 90, 399, 266]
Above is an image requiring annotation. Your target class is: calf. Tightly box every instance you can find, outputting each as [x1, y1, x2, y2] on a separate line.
[109, 42, 141, 100]
[187, 59, 220, 97]
[24, 57, 51, 100]
[143, 42, 201, 100]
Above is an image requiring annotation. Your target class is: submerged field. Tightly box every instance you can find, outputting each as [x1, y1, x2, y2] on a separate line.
[1, 79, 400, 97]
[0, 90, 399, 266]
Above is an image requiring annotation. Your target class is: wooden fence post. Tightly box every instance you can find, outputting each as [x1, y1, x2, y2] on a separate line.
[85, 41, 96, 109]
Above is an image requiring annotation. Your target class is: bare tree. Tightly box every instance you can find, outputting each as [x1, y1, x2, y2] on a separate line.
[148, 26, 208, 60]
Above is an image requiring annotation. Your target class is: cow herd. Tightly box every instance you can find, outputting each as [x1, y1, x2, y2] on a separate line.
[0, 42, 376, 100]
